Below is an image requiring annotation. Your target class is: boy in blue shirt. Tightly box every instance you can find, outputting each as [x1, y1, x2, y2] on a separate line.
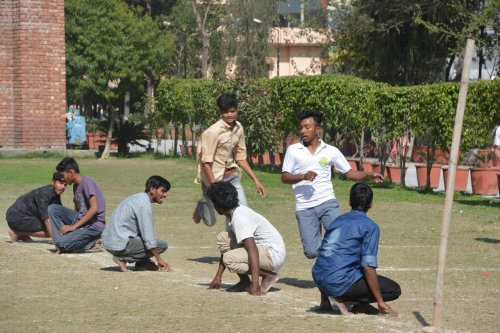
[312, 183, 400, 316]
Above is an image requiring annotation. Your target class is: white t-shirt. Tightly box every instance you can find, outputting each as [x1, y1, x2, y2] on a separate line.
[227, 205, 286, 271]
[282, 140, 351, 210]
[494, 126, 500, 146]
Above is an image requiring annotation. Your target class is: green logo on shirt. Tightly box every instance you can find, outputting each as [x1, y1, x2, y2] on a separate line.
[319, 157, 328, 167]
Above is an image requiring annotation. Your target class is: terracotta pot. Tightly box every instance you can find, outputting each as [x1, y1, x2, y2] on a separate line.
[442, 166, 470, 192]
[470, 167, 500, 196]
[362, 161, 374, 172]
[346, 158, 359, 171]
[371, 162, 389, 179]
[386, 164, 408, 184]
[415, 164, 442, 189]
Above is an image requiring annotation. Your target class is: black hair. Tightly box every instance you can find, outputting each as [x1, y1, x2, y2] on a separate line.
[206, 182, 239, 211]
[56, 157, 80, 173]
[296, 108, 323, 126]
[52, 172, 66, 182]
[350, 182, 373, 212]
[217, 91, 238, 112]
[145, 175, 171, 192]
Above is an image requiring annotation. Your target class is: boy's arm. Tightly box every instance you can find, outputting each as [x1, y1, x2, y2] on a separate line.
[281, 171, 317, 184]
[344, 170, 384, 183]
[60, 195, 98, 235]
[362, 266, 398, 317]
[202, 162, 216, 184]
[208, 255, 226, 289]
[236, 159, 266, 196]
[242, 237, 264, 296]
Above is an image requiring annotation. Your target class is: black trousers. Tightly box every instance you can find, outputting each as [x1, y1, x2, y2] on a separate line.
[339, 275, 401, 304]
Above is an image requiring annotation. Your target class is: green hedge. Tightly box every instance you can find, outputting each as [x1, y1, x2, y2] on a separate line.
[156, 75, 500, 157]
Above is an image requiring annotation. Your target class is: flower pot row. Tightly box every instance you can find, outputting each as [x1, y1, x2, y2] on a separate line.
[347, 158, 499, 196]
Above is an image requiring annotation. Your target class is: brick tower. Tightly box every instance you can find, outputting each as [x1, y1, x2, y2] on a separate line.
[0, 0, 66, 151]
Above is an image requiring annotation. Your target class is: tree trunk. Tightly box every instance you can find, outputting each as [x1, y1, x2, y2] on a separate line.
[145, 74, 154, 115]
[191, 0, 210, 78]
[100, 102, 115, 160]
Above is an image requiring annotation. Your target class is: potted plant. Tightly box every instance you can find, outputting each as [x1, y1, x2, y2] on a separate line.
[470, 149, 500, 196]
[415, 148, 442, 190]
[442, 152, 471, 193]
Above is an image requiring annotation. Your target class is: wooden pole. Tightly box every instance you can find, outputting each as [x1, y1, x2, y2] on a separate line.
[423, 38, 476, 333]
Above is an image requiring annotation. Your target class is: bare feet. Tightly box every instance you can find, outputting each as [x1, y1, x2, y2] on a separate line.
[8, 229, 33, 243]
[330, 298, 353, 316]
[192, 208, 201, 224]
[260, 271, 279, 292]
[351, 303, 380, 315]
[226, 280, 251, 292]
[8, 229, 19, 243]
[113, 258, 130, 272]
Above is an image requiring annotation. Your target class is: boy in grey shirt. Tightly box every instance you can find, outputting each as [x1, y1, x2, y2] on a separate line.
[103, 175, 172, 272]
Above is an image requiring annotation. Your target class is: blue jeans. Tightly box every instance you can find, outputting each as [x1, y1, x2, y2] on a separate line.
[196, 173, 247, 226]
[295, 199, 341, 259]
[106, 236, 168, 263]
[48, 204, 102, 251]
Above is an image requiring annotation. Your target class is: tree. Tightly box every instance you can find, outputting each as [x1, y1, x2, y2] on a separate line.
[65, 0, 174, 158]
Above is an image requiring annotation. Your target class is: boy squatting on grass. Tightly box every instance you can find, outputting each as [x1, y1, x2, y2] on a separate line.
[48, 157, 106, 253]
[103, 176, 172, 272]
[312, 183, 401, 316]
[6, 172, 67, 242]
[206, 182, 286, 296]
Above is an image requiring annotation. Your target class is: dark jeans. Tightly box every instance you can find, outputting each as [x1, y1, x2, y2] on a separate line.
[339, 275, 401, 304]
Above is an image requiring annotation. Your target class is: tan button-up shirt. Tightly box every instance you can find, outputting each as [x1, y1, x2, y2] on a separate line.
[196, 119, 247, 185]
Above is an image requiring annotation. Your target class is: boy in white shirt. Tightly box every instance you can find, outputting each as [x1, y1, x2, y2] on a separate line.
[206, 182, 286, 295]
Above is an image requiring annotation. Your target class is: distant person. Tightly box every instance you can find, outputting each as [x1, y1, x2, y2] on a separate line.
[281, 108, 383, 310]
[103, 176, 172, 272]
[192, 91, 266, 226]
[206, 182, 286, 295]
[494, 125, 500, 162]
[48, 157, 106, 253]
[312, 183, 400, 316]
[6, 172, 67, 242]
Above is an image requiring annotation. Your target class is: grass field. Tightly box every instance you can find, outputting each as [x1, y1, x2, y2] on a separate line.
[0, 157, 498, 333]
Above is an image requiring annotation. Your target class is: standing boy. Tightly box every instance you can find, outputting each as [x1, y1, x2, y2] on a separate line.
[103, 176, 172, 272]
[312, 183, 401, 316]
[193, 91, 266, 226]
[207, 182, 286, 295]
[6, 172, 67, 242]
[48, 157, 106, 253]
[281, 108, 383, 309]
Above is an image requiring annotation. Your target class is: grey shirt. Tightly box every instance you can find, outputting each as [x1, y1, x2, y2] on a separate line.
[103, 192, 157, 251]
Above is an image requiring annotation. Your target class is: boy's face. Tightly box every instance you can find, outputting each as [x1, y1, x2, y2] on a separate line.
[51, 179, 68, 196]
[58, 170, 76, 185]
[150, 186, 168, 204]
[299, 117, 320, 144]
[220, 107, 237, 125]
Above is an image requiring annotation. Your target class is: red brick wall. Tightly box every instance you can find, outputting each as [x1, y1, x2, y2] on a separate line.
[0, 0, 66, 150]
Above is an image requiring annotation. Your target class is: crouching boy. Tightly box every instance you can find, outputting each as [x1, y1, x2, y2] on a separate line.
[312, 183, 401, 316]
[207, 182, 285, 295]
[103, 176, 172, 272]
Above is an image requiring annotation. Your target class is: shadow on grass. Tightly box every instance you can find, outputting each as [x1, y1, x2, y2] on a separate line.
[413, 311, 431, 327]
[278, 277, 316, 289]
[474, 237, 500, 244]
[455, 199, 500, 207]
[306, 306, 342, 315]
[187, 256, 220, 264]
